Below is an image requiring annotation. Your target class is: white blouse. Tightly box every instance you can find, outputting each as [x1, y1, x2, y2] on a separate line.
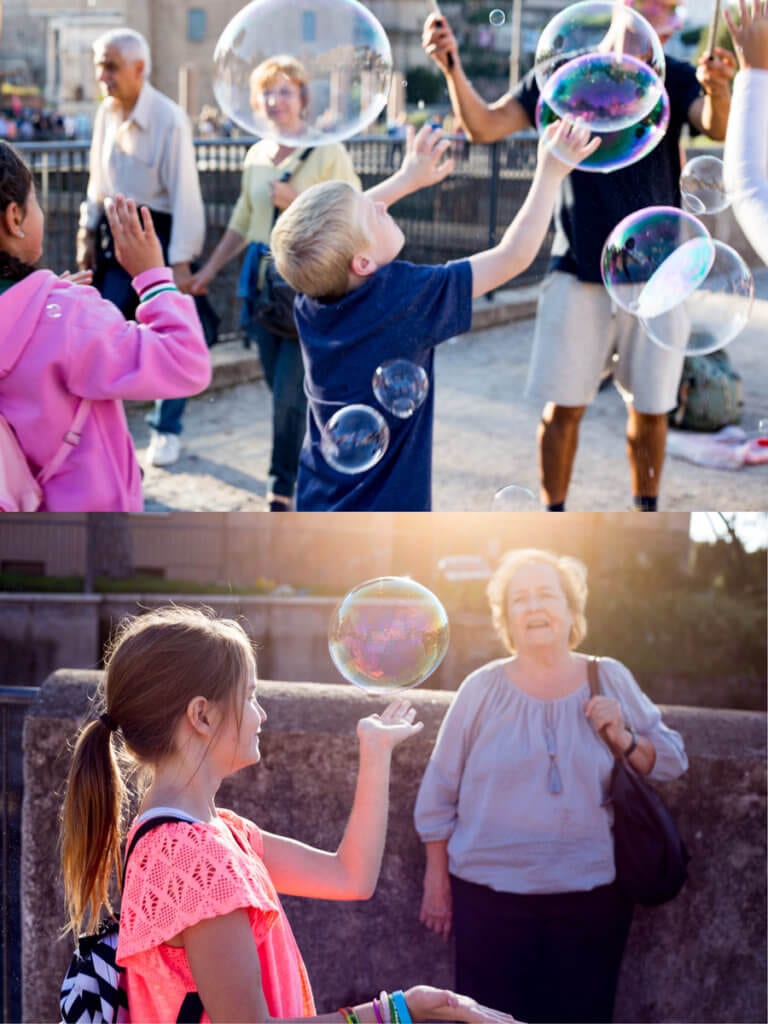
[414, 655, 688, 894]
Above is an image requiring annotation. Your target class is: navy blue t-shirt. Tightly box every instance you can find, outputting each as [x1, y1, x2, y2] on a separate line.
[513, 56, 702, 282]
[294, 259, 473, 511]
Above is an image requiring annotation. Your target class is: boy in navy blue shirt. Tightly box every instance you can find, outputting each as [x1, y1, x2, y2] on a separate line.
[271, 120, 599, 510]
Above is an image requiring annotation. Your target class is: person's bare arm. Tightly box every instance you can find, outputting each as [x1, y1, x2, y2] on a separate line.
[422, 13, 532, 142]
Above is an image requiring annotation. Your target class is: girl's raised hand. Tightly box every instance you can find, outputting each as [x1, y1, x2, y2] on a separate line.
[59, 269, 93, 286]
[104, 194, 165, 279]
[399, 123, 455, 189]
[356, 696, 423, 750]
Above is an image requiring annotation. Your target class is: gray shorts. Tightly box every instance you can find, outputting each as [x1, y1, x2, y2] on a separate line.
[524, 271, 686, 415]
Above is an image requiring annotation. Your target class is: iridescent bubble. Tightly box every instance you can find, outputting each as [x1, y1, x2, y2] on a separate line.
[535, 0, 665, 94]
[542, 51, 664, 132]
[213, 0, 393, 146]
[320, 403, 389, 474]
[680, 155, 730, 215]
[600, 206, 713, 316]
[328, 575, 450, 693]
[491, 485, 539, 510]
[489, 9, 506, 26]
[640, 241, 755, 356]
[45, 303, 62, 319]
[536, 85, 669, 173]
[372, 359, 429, 418]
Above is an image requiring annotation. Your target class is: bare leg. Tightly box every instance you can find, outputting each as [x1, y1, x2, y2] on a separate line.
[538, 403, 587, 507]
[626, 408, 667, 498]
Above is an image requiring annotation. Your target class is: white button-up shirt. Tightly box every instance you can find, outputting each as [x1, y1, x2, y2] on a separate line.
[79, 81, 205, 266]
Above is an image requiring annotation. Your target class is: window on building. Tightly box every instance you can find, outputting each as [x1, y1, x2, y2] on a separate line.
[187, 9, 207, 43]
[302, 10, 317, 42]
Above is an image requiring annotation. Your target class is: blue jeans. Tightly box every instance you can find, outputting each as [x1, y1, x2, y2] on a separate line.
[250, 321, 307, 499]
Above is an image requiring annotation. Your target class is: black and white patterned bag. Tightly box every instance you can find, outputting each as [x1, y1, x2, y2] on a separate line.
[59, 814, 201, 1023]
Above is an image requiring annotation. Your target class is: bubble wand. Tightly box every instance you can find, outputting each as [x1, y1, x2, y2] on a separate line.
[427, 0, 455, 68]
[706, 0, 721, 57]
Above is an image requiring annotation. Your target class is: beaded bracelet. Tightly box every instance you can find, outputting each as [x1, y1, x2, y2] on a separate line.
[391, 991, 413, 1024]
[338, 1008, 360, 1024]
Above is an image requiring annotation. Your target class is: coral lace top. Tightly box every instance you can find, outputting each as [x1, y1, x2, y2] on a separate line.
[117, 808, 315, 1022]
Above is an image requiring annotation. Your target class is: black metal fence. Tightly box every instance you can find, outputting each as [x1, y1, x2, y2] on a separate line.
[1, 686, 38, 1024]
[18, 134, 547, 340]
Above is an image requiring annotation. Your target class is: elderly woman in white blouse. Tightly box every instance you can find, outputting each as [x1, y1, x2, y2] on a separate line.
[414, 548, 688, 1024]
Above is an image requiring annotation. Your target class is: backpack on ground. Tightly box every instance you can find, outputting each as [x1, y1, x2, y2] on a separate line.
[0, 398, 91, 511]
[59, 814, 204, 1024]
[669, 350, 743, 432]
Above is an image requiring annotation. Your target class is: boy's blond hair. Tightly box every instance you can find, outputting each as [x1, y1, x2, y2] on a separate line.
[271, 180, 371, 300]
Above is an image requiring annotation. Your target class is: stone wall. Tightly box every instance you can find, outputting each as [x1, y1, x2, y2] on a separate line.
[22, 672, 767, 1024]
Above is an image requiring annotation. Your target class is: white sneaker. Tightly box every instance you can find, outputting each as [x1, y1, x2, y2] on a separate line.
[146, 430, 181, 467]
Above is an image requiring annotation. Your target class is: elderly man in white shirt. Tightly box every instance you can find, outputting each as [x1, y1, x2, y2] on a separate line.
[77, 28, 207, 467]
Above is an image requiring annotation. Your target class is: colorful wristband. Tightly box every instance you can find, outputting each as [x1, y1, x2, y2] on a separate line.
[379, 990, 392, 1024]
[387, 993, 399, 1024]
[373, 998, 384, 1024]
[338, 1009, 360, 1024]
[391, 991, 412, 1024]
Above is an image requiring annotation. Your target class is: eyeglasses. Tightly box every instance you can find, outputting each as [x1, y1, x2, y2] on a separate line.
[261, 86, 300, 102]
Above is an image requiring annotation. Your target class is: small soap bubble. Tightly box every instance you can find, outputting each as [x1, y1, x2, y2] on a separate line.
[320, 403, 389, 474]
[213, 0, 393, 146]
[372, 359, 429, 418]
[601, 206, 713, 317]
[45, 303, 62, 319]
[680, 155, 730, 215]
[489, 9, 506, 27]
[491, 485, 539, 510]
[328, 576, 450, 693]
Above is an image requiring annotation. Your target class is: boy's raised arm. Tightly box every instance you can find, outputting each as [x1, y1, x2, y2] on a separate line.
[365, 124, 455, 208]
[469, 118, 600, 298]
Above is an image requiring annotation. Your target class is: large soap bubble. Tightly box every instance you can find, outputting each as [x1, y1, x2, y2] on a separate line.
[372, 359, 429, 418]
[601, 206, 714, 316]
[535, 1, 665, 95]
[640, 241, 755, 355]
[319, 403, 390, 474]
[680, 155, 730, 215]
[213, 0, 393, 146]
[328, 576, 450, 693]
[536, 84, 669, 172]
[542, 51, 664, 132]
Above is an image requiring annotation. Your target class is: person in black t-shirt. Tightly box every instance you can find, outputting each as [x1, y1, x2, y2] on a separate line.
[422, 1, 735, 511]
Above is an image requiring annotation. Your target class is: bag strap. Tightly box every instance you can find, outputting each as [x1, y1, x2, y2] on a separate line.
[271, 146, 315, 227]
[587, 654, 602, 699]
[37, 398, 92, 486]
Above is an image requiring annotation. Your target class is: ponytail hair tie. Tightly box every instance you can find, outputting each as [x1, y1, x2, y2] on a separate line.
[99, 712, 118, 733]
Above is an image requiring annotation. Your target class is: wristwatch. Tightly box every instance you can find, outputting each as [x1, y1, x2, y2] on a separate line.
[623, 725, 638, 759]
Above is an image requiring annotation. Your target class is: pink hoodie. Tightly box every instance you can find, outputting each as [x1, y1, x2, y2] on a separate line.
[0, 267, 211, 511]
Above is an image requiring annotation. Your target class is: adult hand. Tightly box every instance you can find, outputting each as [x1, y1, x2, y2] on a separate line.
[538, 117, 601, 178]
[105, 194, 164, 279]
[399, 124, 455, 189]
[696, 45, 737, 96]
[723, 0, 768, 70]
[188, 263, 214, 296]
[422, 12, 460, 73]
[172, 262, 193, 293]
[270, 179, 299, 211]
[419, 863, 453, 939]
[75, 227, 95, 272]
[583, 694, 626, 749]
[59, 269, 93, 286]
[356, 696, 423, 751]
[404, 984, 525, 1022]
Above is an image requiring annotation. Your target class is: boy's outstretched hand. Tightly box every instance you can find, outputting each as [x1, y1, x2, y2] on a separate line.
[538, 116, 601, 178]
[105, 194, 165, 279]
[356, 696, 423, 752]
[399, 123, 455, 190]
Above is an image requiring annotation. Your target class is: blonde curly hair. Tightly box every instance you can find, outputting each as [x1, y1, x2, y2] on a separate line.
[486, 548, 588, 654]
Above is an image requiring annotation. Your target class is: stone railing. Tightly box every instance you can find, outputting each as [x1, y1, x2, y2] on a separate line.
[22, 672, 766, 1023]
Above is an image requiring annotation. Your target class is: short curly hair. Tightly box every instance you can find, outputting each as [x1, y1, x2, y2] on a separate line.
[486, 548, 588, 654]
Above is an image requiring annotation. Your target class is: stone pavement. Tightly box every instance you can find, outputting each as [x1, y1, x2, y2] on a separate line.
[128, 272, 768, 512]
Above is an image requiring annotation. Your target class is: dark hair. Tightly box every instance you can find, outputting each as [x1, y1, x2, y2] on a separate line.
[0, 141, 37, 282]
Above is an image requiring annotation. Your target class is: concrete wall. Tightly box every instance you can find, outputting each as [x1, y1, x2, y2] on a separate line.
[22, 672, 766, 1024]
[0, 594, 100, 687]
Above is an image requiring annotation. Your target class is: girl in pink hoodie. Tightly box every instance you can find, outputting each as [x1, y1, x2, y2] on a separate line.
[0, 142, 211, 510]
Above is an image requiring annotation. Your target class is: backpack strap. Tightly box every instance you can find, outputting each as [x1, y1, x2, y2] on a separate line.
[271, 146, 315, 227]
[37, 397, 92, 486]
[587, 655, 601, 699]
[122, 813, 192, 889]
